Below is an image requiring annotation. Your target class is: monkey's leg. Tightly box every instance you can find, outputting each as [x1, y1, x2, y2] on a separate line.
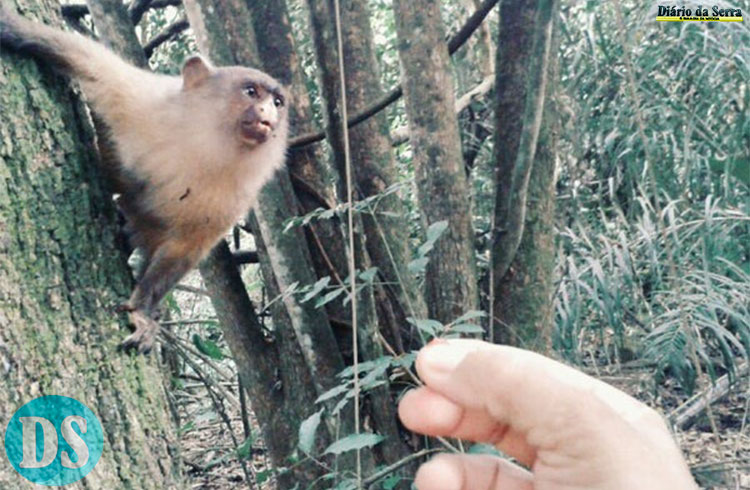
[120, 246, 198, 354]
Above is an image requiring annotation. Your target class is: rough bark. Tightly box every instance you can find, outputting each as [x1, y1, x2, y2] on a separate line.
[392, 0, 479, 323]
[490, 0, 557, 346]
[198, 244, 321, 485]
[339, 0, 428, 346]
[184, 0, 359, 479]
[305, 0, 415, 469]
[0, 2, 179, 489]
[246, 0, 352, 342]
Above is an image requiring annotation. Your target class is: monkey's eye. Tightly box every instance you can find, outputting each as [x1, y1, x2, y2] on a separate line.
[274, 96, 284, 108]
[244, 85, 258, 97]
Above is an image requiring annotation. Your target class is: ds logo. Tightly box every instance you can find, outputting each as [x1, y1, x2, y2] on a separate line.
[4, 395, 103, 486]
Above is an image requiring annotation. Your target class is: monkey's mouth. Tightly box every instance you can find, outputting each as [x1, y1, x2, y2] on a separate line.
[239, 120, 272, 144]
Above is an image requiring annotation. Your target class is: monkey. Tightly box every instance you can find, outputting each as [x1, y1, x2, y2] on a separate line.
[1, 6, 289, 353]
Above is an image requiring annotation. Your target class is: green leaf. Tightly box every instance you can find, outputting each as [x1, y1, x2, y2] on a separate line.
[407, 317, 443, 337]
[315, 287, 345, 308]
[315, 383, 350, 404]
[301, 276, 331, 303]
[359, 362, 390, 389]
[338, 356, 392, 378]
[381, 475, 402, 489]
[407, 257, 429, 274]
[177, 420, 195, 436]
[708, 158, 750, 187]
[298, 409, 323, 455]
[417, 220, 449, 257]
[359, 267, 379, 283]
[236, 434, 255, 459]
[449, 323, 485, 335]
[191, 334, 224, 360]
[392, 352, 417, 370]
[256, 470, 271, 484]
[324, 433, 385, 455]
[426, 220, 449, 242]
[451, 310, 487, 324]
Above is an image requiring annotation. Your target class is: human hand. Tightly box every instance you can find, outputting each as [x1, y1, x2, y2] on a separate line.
[398, 339, 697, 489]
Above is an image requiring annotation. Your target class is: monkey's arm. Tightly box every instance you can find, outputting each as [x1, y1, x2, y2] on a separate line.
[120, 243, 202, 354]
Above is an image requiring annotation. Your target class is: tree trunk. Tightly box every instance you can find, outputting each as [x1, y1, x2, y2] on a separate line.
[305, 0, 415, 470]
[248, 0, 348, 305]
[0, 2, 180, 489]
[338, 0, 428, 347]
[199, 243, 322, 485]
[184, 0, 361, 481]
[490, 0, 557, 346]
[492, 11, 559, 350]
[392, 0, 479, 324]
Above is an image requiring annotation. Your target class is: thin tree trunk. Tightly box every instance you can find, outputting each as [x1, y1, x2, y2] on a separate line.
[184, 0, 364, 480]
[392, 0, 479, 324]
[339, 0, 428, 344]
[199, 243, 322, 485]
[490, 0, 557, 346]
[0, 2, 180, 488]
[305, 0, 415, 469]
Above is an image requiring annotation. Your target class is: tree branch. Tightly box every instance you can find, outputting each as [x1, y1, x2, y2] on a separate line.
[232, 250, 259, 265]
[143, 15, 189, 58]
[669, 361, 749, 430]
[288, 0, 499, 149]
[61, 0, 182, 24]
[391, 73, 494, 146]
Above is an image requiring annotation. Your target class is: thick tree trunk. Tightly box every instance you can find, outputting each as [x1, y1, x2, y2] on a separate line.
[199, 243, 322, 485]
[392, 0, 479, 324]
[490, 0, 557, 346]
[0, 2, 180, 489]
[492, 24, 559, 350]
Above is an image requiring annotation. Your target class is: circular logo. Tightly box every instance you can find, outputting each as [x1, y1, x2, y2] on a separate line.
[4, 395, 104, 486]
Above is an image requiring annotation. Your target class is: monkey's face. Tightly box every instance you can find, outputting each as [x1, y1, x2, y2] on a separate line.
[236, 80, 287, 146]
[180, 57, 289, 149]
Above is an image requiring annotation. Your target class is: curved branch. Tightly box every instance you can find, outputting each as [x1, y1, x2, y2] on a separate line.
[143, 16, 189, 58]
[288, 0, 499, 149]
[391, 73, 494, 146]
[61, 0, 182, 24]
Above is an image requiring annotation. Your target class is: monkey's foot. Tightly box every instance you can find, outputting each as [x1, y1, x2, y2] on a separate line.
[120, 310, 160, 355]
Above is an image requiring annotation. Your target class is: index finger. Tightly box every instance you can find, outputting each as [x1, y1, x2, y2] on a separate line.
[417, 339, 648, 421]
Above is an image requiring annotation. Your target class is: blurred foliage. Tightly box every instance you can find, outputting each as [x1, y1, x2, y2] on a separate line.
[553, 1, 749, 392]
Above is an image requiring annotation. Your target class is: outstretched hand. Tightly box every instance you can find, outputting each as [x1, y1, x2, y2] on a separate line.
[398, 339, 697, 489]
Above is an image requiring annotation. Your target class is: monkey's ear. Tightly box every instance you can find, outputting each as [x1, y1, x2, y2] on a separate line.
[181, 55, 213, 90]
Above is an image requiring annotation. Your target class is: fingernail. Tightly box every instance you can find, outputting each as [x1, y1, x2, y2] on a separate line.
[417, 342, 471, 383]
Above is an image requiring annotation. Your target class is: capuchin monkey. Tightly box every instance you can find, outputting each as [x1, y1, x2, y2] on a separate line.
[1, 6, 289, 353]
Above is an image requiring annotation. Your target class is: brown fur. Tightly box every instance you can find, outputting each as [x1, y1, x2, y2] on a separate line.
[1, 8, 289, 353]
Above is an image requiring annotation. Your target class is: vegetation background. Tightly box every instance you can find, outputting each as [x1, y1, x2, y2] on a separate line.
[0, 0, 748, 488]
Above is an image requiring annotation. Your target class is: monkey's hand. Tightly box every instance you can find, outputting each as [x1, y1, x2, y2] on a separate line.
[120, 310, 160, 355]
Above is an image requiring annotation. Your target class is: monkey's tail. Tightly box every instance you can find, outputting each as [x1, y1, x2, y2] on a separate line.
[0, 5, 139, 88]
